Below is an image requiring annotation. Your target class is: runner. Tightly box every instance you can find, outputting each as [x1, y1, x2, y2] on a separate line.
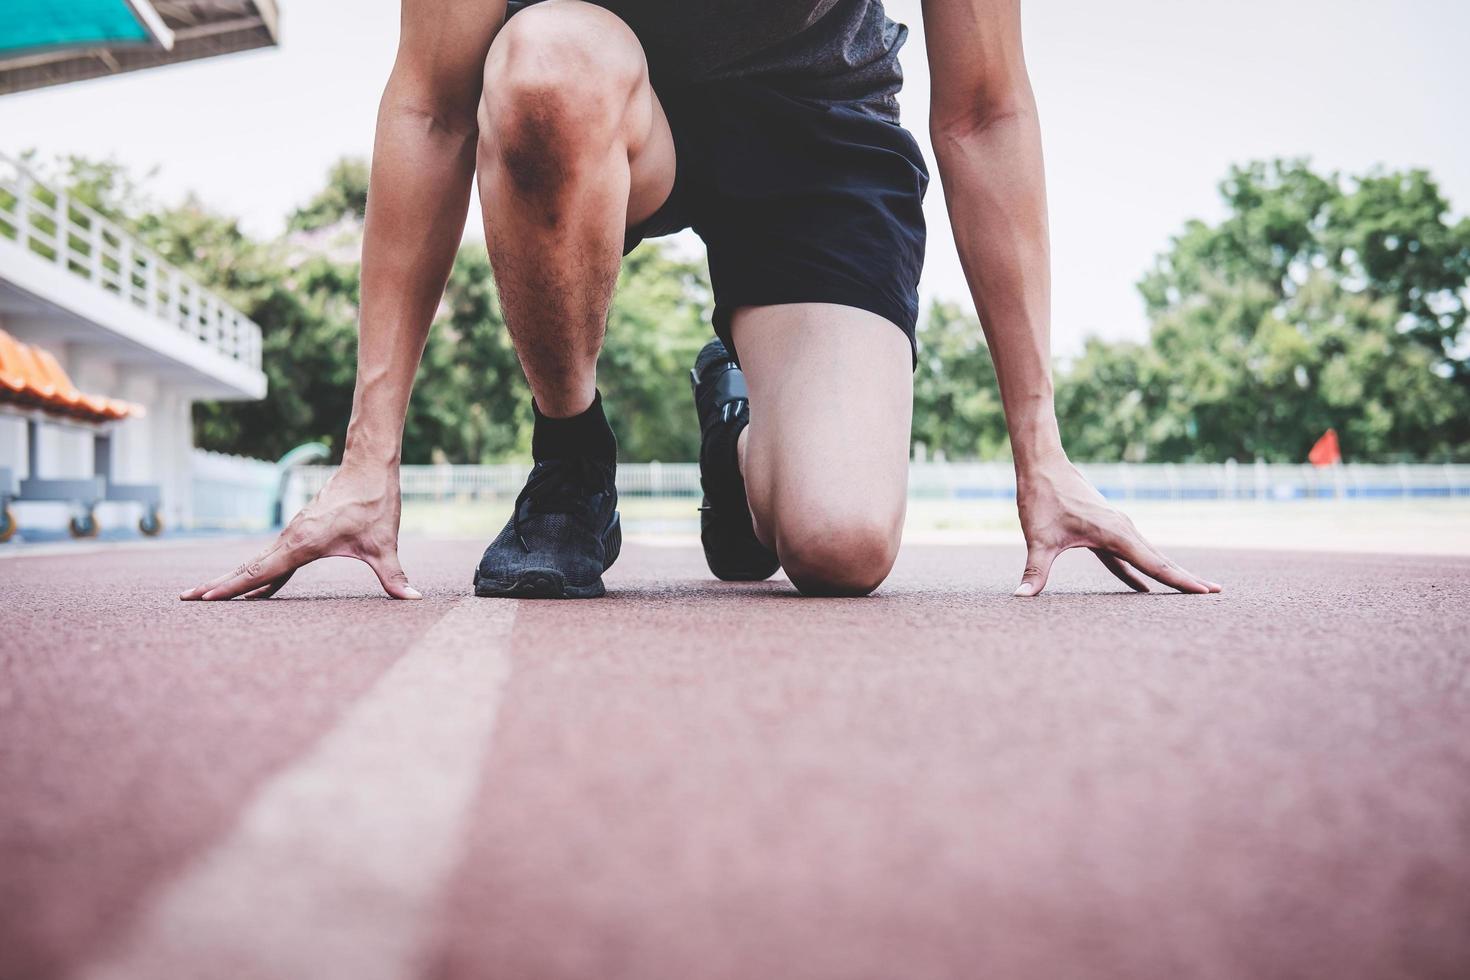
[182, 0, 1222, 601]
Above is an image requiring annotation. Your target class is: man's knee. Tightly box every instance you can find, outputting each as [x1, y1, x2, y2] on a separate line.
[776, 505, 903, 598]
[479, 5, 645, 193]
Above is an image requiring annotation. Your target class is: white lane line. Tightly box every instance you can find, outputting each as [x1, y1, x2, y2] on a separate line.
[81, 598, 518, 980]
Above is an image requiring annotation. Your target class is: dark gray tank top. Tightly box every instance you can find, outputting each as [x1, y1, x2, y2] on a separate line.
[506, 0, 907, 121]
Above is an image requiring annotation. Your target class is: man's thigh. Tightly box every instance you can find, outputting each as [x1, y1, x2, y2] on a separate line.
[732, 303, 913, 550]
[626, 85, 675, 228]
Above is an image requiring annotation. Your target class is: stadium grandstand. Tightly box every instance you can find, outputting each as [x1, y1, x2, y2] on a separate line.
[0, 2, 277, 540]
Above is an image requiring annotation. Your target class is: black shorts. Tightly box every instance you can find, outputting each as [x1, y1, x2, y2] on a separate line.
[625, 79, 930, 364]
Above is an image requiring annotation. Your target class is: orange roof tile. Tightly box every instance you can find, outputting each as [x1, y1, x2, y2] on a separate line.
[0, 328, 141, 423]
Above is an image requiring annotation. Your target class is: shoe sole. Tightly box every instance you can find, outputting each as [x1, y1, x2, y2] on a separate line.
[473, 513, 621, 600]
[708, 566, 779, 582]
[706, 560, 780, 582]
[473, 569, 607, 599]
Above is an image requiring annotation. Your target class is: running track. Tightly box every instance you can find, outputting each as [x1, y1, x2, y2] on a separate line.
[2, 538, 1469, 979]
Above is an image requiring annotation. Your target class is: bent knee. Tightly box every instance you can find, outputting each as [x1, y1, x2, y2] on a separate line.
[480, 6, 645, 183]
[777, 510, 902, 598]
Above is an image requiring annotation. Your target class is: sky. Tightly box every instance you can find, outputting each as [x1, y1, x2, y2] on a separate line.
[1, 0, 1467, 355]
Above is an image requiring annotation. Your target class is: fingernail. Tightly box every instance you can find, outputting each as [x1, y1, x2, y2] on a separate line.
[404, 587, 423, 600]
[1013, 583, 1036, 597]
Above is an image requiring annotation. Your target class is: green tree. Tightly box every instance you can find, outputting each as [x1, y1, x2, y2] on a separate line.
[1054, 339, 1159, 462]
[1326, 169, 1470, 365]
[599, 243, 713, 461]
[46, 153, 1470, 464]
[191, 255, 363, 460]
[287, 157, 370, 232]
[46, 154, 723, 463]
[1121, 159, 1470, 461]
[47, 153, 156, 223]
[910, 301, 1007, 459]
[409, 247, 530, 463]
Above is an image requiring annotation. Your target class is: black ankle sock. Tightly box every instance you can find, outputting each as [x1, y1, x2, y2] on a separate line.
[532, 391, 617, 463]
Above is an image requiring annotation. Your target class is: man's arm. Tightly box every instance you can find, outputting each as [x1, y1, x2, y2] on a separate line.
[345, 0, 506, 464]
[182, 0, 506, 601]
[921, 0, 1219, 596]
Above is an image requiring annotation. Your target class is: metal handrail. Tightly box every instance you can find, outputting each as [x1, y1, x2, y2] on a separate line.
[0, 153, 263, 371]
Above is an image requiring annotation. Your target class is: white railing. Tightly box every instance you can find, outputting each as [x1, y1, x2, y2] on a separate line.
[284, 461, 1470, 505]
[911, 460, 1470, 501]
[191, 449, 279, 529]
[0, 153, 263, 370]
[284, 462, 706, 510]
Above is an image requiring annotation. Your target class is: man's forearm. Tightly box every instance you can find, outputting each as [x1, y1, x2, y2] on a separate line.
[343, 86, 479, 466]
[932, 101, 1063, 469]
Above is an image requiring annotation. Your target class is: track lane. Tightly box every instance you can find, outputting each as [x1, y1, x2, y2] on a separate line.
[434, 545, 1470, 979]
[0, 544, 466, 978]
[2, 539, 1467, 979]
[81, 598, 517, 980]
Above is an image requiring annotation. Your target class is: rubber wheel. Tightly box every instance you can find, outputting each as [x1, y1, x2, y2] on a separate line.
[0, 505, 15, 543]
[68, 513, 99, 539]
[139, 510, 164, 537]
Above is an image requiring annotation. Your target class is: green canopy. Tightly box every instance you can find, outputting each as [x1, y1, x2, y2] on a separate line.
[0, 0, 156, 56]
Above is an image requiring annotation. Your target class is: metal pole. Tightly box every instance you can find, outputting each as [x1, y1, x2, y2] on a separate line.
[26, 419, 40, 478]
[94, 432, 113, 483]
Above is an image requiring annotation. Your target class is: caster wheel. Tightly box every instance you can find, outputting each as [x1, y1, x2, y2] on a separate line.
[0, 505, 15, 543]
[69, 512, 99, 538]
[139, 510, 164, 537]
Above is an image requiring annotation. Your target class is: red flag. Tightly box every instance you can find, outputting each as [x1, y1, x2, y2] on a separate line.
[1308, 428, 1341, 467]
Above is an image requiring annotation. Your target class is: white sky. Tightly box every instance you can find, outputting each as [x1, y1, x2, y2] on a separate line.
[1, 0, 1466, 354]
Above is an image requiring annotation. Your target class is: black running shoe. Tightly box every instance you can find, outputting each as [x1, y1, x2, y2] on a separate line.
[690, 338, 780, 581]
[474, 457, 621, 599]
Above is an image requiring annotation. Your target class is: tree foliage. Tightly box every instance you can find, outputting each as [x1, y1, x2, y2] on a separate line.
[287, 157, 371, 233]
[43, 154, 1470, 464]
[45, 155, 715, 463]
[896, 160, 1467, 464]
[1121, 159, 1470, 461]
[910, 300, 1006, 459]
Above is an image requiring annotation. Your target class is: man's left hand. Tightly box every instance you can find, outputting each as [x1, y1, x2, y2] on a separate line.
[1012, 452, 1223, 597]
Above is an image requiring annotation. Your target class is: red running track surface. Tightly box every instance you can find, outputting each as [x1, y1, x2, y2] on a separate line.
[2, 538, 1468, 979]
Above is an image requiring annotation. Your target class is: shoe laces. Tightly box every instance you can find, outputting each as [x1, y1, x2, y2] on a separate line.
[512, 457, 611, 548]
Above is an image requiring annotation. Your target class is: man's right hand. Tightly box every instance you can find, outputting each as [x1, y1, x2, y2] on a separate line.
[179, 463, 420, 601]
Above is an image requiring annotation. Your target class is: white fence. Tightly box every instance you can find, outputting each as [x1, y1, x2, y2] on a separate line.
[0, 153, 263, 370]
[283, 461, 702, 512]
[282, 460, 1470, 508]
[909, 460, 1470, 501]
[191, 450, 278, 528]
